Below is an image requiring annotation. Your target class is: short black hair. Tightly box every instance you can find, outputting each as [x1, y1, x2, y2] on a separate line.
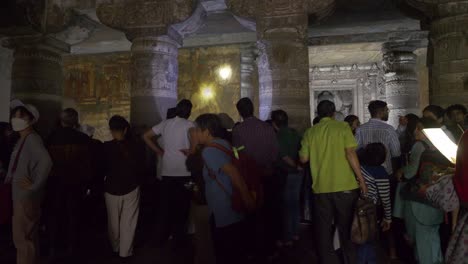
[195, 114, 224, 138]
[109, 115, 130, 132]
[368, 100, 387, 118]
[423, 105, 445, 119]
[344, 115, 359, 127]
[61, 108, 79, 128]
[10, 106, 34, 122]
[313, 116, 321, 125]
[166, 107, 177, 119]
[176, 99, 193, 119]
[420, 117, 441, 129]
[317, 100, 336, 118]
[446, 104, 467, 117]
[236, 98, 254, 119]
[359, 143, 387, 166]
[271, 110, 288, 128]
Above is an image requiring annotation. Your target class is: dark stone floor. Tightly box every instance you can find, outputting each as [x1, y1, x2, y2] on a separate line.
[0, 184, 407, 264]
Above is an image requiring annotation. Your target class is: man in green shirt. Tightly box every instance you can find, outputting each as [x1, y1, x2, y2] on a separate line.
[300, 100, 367, 264]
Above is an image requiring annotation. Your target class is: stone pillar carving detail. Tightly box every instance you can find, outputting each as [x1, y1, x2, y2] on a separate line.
[404, 0, 468, 106]
[5, 37, 66, 136]
[382, 42, 420, 127]
[227, 0, 336, 131]
[256, 0, 311, 131]
[240, 44, 257, 100]
[131, 36, 179, 127]
[97, 0, 193, 127]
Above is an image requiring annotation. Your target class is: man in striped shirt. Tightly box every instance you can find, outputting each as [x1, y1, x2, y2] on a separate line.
[355, 100, 401, 175]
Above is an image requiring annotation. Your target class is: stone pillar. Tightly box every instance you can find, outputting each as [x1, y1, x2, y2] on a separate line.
[131, 36, 179, 127]
[256, 0, 310, 131]
[429, 3, 468, 107]
[240, 44, 256, 100]
[403, 0, 468, 107]
[7, 38, 66, 136]
[382, 42, 420, 127]
[97, 0, 193, 128]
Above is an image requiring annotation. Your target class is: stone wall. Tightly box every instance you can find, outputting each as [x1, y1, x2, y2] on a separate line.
[178, 45, 241, 122]
[0, 46, 13, 122]
[63, 52, 131, 141]
[63, 45, 243, 140]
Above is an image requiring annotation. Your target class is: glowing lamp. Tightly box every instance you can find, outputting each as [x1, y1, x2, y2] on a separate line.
[423, 128, 458, 164]
[218, 65, 232, 80]
[202, 87, 214, 99]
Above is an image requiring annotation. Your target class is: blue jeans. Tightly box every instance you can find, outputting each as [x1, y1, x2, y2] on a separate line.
[282, 172, 303, 241]
[358, 242, 377, 264]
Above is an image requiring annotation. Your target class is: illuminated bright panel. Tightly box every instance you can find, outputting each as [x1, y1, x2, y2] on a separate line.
[423, 128, 458, 164]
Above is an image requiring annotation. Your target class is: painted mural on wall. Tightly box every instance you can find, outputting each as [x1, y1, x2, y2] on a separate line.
[63, 46, 242, 141]
[64, 53, 131, 141]
[178, 45, 241, 122]
[310, 64, 385, 123]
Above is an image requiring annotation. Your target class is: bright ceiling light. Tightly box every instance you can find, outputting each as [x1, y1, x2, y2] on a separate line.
[202, 87, 214, 99]
[218, 65, 232, 80]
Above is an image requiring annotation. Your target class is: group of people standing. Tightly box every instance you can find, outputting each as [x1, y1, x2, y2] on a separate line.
[1, 95, 468, 264]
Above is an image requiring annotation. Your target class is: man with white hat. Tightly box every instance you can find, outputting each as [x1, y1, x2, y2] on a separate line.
[6, 100, 52, 264]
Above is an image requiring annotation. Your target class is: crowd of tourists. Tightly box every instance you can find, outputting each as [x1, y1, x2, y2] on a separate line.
[1, 96, 468, 264]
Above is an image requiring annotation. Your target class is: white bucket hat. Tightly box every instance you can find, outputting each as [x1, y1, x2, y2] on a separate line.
[10, 99, 40, 124]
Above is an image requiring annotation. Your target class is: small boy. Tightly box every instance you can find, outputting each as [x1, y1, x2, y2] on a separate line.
[358, 143, 392, 264]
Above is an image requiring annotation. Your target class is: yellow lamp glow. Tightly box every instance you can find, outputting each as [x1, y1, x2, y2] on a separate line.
[218, 65, 232, 80]
[202, 87, 214, 99]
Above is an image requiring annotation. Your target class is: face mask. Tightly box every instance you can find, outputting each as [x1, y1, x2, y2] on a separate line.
[11, 118, 30, 132]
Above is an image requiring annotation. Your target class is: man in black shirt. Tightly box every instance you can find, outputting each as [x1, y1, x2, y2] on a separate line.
[45, 108, 93, 261]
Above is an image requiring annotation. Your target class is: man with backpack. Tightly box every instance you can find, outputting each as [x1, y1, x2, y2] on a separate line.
[193, 113, 254, 264]
[300, 100, 367, 264]
[232, 98, 279, 259]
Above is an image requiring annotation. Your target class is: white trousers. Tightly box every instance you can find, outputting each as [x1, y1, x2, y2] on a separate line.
[105, 187, 140, 257]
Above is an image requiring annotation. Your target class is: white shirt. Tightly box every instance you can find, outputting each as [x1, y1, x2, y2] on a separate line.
[152, 117, 194, 177]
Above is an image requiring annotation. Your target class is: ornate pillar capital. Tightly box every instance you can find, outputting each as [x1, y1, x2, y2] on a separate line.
[381, 40, 420, 126]
[227, 0, 335, 21]
[96, 0, 194, 41]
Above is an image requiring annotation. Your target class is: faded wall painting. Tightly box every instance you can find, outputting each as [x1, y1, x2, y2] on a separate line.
[64, 52, 131, 141]
[178, 45, 241, 122]
[310, 64, 385, 123]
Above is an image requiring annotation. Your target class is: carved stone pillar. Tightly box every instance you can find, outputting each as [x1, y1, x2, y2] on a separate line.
[382, 42, 420, 127]
[240, 44, 256, 100]
[403, 0, 468, 106]
[6, 38, 67, 136]
[97, 0, 193, 127]
[256, 0, 310, 131]
[131, 36, 179, 127]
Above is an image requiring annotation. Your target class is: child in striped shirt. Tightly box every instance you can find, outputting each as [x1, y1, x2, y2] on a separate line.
[357, 143, 392, 264]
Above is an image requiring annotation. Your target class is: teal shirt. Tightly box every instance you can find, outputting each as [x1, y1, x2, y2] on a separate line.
[277, 127, 301, 173]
